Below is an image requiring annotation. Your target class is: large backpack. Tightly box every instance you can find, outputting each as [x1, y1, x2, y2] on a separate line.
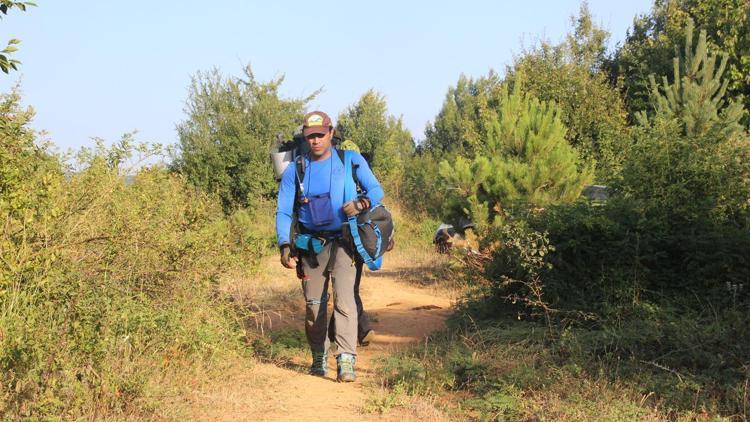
[271, 127, 345, 181]
[291, 149, 394, 271]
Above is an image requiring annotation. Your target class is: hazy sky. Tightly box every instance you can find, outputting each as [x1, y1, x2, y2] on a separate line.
[0, 1, 652, 151]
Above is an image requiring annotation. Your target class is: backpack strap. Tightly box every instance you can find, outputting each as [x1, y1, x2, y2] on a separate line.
[337, 148, 363, 195]
[293, 154, 306, 208]
[289, 154, 306, 258]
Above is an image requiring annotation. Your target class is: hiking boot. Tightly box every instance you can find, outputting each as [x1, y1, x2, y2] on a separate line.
[358, 329, 375, 347]
[336, 353, 357, 383]
[310, 351, 327, 377]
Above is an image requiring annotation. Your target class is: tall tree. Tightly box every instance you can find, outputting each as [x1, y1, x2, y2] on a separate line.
[174, 66, 315, 211]
[423, 72, 504, 157]
[505, 2, 630, 181]
[426, 4, 629, 181]
[336, 90, 388, 155]
[566, 1, 610, 70]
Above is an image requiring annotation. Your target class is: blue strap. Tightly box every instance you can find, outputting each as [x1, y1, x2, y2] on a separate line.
[343, 151, 382, 271]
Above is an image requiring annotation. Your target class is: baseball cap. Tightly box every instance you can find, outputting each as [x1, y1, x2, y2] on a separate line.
[302, 111, 333, 137]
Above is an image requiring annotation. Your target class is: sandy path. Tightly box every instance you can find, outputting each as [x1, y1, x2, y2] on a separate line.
[183, 254, 453, 421]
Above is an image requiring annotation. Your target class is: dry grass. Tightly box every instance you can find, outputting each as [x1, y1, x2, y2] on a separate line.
[220, 254, 304, 335]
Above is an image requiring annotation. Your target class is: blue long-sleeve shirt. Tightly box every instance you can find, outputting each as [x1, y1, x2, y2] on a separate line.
[275, 148, 384, 246]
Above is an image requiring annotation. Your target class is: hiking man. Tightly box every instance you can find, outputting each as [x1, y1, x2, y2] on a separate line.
[275, 111, 384, 382]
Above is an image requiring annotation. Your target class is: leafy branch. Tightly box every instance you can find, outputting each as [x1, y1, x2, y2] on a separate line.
[0, 1, 36, 74]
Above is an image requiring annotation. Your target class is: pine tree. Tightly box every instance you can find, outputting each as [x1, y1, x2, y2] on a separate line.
[638, 19, 744, 136]
[615, 0, 750, 121]
[623, 19, 750, 226]
[439, 85, 594, 231]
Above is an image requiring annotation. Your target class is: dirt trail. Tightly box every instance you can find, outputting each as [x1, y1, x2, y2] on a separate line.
[185, 254, 454, 421]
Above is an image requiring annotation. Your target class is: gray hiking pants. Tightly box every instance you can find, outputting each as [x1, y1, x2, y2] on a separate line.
[301, 241, 357, 356]
[328, 262, 371, 342]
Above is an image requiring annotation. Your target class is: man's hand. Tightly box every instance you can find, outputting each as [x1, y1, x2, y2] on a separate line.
[280, 244, 297, 269]
[343, 197, 371, 217]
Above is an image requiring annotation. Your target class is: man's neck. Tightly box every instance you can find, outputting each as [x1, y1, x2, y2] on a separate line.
[310, 147, 332, 162]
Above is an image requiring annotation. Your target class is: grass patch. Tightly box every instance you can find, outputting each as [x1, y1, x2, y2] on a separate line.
[251, 328, 308, 365]
[369, 301, 743, 420]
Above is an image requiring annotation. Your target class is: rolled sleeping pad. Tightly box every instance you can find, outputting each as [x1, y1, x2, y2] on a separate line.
[271, 148, 294, 180]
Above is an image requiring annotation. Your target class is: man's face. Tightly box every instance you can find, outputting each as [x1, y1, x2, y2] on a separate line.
[305, 128, 333, 158]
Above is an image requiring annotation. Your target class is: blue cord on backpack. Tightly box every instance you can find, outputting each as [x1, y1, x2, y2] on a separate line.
[343, 151, 383, 271]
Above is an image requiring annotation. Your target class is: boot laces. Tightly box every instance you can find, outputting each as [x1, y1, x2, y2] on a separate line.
[312, 352, 326, 368]
[338, 354, 355, 373]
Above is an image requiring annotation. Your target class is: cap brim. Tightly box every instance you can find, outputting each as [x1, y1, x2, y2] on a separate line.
[303, 126, 329, 137]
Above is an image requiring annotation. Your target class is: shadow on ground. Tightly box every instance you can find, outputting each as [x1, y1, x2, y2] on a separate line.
[363, 264, 454, 287]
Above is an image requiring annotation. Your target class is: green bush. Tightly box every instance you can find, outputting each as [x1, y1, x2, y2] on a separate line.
[174, 65, 314, 212]
[398, 150, 447, 218]
[533, 200, 750, 312]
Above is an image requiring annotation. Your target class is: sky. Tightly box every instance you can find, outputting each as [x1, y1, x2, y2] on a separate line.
[0, 0, 653, 151]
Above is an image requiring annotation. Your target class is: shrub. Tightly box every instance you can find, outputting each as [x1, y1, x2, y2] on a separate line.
[1, 106, 255, 418]
[174, 65, 314, 212]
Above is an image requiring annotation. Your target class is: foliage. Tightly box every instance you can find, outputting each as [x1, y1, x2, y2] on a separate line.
[251, 328, 307, 364]
[439, 85, 594, 232]
[564, 1, 610, 70]
[529, 199, 750, 313]
[0, 89, 55, 222]
[621, 20, 750, 227]
[337, 138, 360, 152]
[614, 0, 750, 120]
[336, 89, 414, 194]
[336, 90, 388, 155]
[0, 1, 34, 74]
[0, 92, 256, 418]
[174, 65, 315, 212]
[422, 72, 504, 156]
[414, 18, 750, 419]
[398, 150, 447, 217]
[505, 3, 630, 181]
